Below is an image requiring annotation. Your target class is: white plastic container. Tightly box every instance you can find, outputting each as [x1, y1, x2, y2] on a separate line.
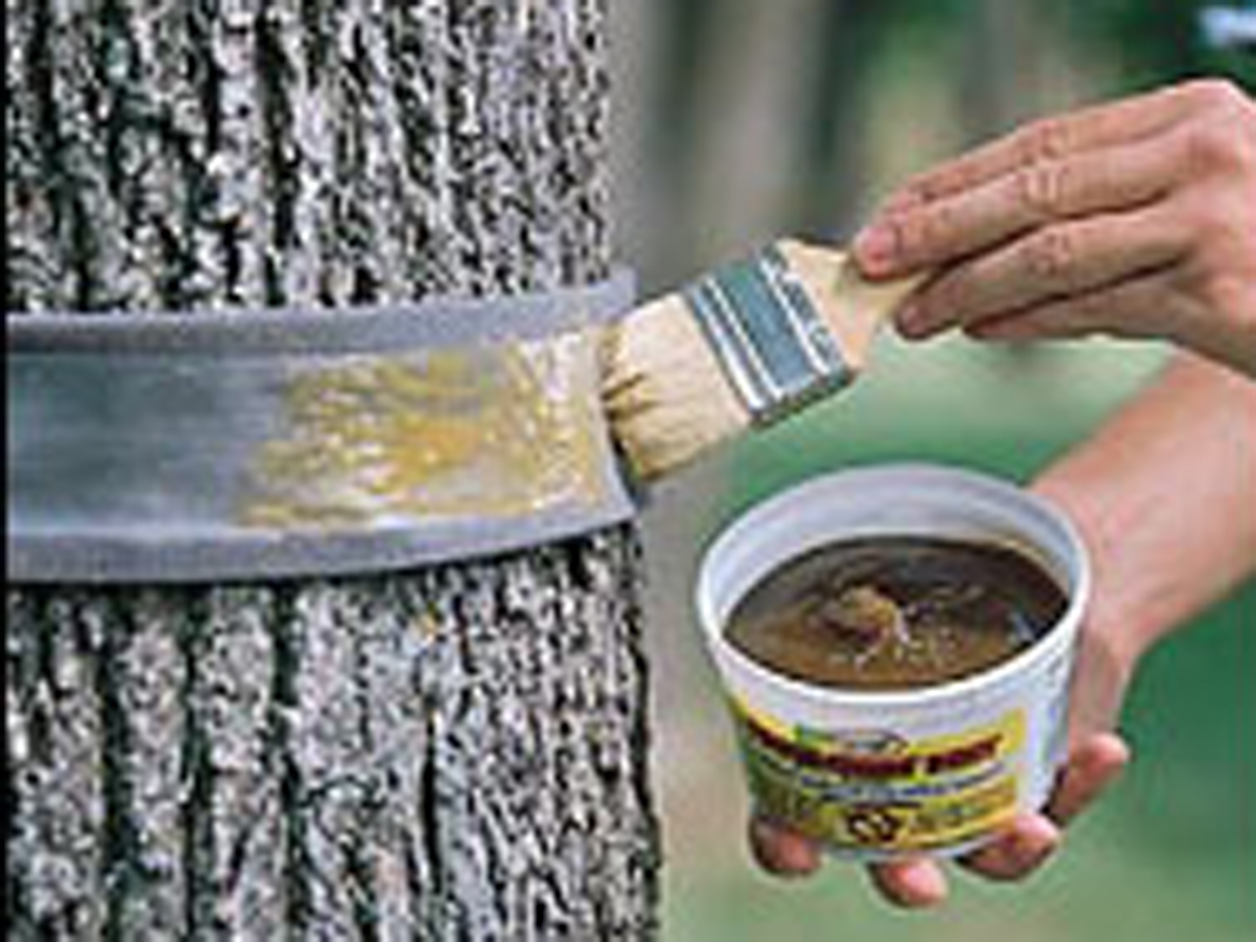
[695, 464, 1090, 860]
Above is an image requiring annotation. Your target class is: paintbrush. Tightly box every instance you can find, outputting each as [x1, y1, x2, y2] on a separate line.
[600, 239, 923, 480]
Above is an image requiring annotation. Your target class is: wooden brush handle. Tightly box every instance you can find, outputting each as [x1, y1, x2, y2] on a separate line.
[776, 239, 925, 373]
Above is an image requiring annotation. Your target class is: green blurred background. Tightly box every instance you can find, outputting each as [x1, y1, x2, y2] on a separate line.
[610, 2, 1255, 939]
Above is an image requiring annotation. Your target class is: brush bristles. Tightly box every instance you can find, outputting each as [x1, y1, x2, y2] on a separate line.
[601, 241, 921, 482]
[599, 293, 749, 480]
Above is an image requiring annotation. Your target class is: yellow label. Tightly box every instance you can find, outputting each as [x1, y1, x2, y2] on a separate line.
[731, 698, 1025, 853]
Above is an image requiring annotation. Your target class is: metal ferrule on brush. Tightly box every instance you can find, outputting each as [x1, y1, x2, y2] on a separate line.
[683, 245, 850, 426]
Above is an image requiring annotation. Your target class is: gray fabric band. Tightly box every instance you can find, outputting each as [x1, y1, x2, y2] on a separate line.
[8, 270, 638, 585]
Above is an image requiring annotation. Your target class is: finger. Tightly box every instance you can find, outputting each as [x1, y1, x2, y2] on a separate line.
[964, 266, 1184, 343]
[872, 82, 1207, 217]
[957, 813, 1062, 882]
[898, 206, 1187, 338]
[748, 816, 823, 878]
[867, 858, 949, 909]
[1045, 732, 1131, 827]
[857, 138, 1178, 278]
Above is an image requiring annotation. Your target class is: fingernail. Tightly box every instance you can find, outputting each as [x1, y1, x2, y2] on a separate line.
[1006, 816, 1060, 870]
[782, 840, 823, 876]
[854, 222, 898, 275]
[895, 301, 927, 339]
[1019, 816, 1061, 851]
[750, 817, 822, 878]
[894, 860, 948, 908]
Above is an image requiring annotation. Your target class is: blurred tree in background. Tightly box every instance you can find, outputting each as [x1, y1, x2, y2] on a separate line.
[1063, 0, 1256, 89]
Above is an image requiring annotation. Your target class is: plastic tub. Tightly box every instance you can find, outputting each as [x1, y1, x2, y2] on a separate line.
[695, 464, 1090, 860]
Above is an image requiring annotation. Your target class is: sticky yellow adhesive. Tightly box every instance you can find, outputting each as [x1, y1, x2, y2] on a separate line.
[239, 331, 606, 530]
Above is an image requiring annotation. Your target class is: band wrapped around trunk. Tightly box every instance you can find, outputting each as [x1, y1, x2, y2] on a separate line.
[7, 271, 638, 584]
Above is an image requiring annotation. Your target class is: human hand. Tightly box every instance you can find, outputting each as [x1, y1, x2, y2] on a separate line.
[747, 475, 1140, 906]
[851, 80, 1256, 377]
[748, 625, 1132, 906]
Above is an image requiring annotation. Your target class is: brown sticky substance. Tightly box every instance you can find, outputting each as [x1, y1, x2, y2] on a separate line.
[725, 536, 1068, 690]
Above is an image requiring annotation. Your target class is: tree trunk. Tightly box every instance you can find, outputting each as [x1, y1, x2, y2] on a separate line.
[6, 2, 660, 939]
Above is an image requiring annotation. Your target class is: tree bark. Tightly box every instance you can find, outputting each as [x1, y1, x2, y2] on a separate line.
[6, 2, 660, 939]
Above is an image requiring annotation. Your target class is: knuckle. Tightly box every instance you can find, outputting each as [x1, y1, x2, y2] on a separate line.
[1015, 117, 1073, 166]
[1199, 273, 1239, 316]
[1182, 119, 1250, 175]
[888, 205, 950, 262]
[918, 277, 959, 320]
[1182, 192, 1246, 248]
[878, 213, 913, 261]
[1065, 292, 1111, 333]
[886, 178, 931, 212]
[1180, 78, 1253, 119]
[903, 166, 969, 206]
[1171, 211, 1256, 326]
[1021, 228, 1079, 283]
[1013, 160, 1071, 218]
[1188, 258, 1255, 319]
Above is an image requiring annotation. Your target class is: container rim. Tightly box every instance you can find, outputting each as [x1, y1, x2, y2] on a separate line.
[694, 462, 1091, 710]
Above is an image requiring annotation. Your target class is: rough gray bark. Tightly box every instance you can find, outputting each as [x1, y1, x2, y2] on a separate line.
[6, 2, 660, 939]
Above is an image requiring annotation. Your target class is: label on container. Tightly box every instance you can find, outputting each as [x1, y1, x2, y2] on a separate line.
[732, 697, 1025, 853]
